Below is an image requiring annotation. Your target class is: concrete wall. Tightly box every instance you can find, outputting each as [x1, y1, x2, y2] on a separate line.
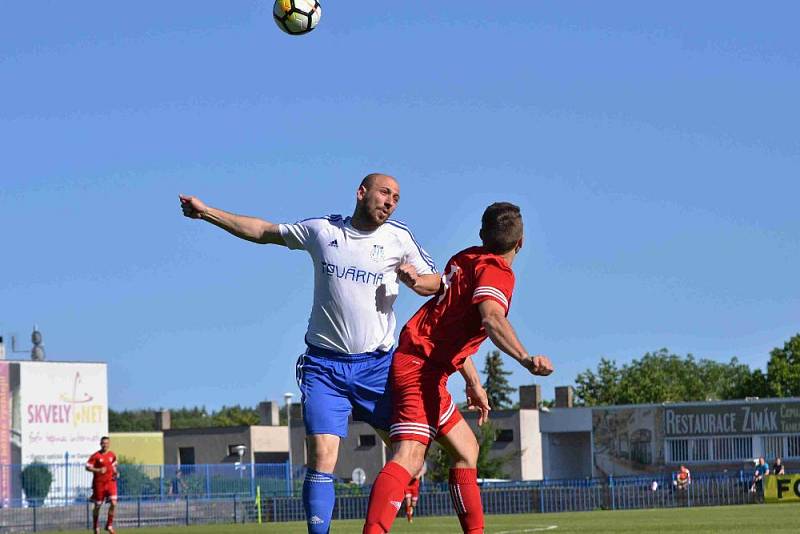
[250, 426, 288, 452]
[334, 421, 386, 483]
[110, 432, 164, 465]
[164, 427, 251, 465]
[462, 409, 543, 481]
[519, 409, 543, 480]
[164, 426, 290, 465]
[542, 432, 592, 480]
[539, 407, 592, 433]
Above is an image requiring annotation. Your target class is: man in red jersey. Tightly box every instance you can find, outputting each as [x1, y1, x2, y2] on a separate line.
[86, 436, 118, 534]
[363, 202, 553, 534]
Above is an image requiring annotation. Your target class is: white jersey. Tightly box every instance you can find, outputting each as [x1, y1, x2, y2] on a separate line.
[279, 214, 436, 355]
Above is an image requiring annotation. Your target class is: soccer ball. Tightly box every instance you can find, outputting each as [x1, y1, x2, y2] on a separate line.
[273, 0, 322, 36]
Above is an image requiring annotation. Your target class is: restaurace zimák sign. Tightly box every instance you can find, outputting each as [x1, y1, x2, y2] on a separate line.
[665, 402, 800, 437]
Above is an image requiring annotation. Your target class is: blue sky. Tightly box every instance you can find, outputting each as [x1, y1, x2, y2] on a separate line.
[1, 1, 798, 410]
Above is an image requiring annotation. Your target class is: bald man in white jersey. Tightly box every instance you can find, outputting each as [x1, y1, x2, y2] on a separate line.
[180, 174, 467, 533]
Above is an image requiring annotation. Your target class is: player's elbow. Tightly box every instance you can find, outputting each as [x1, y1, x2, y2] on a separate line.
[256, 222, 285, 245]
[414, 285, 438, 297]
[481, 312, 504, 335]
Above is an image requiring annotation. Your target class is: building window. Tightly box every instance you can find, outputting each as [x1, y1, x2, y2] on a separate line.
[228, 444, 247, 458]
[761, 435, 784, 460]
[788, 435, 800, 459]
[179, 447, 195, 465]
[712, 436, 752, 461]
[496, 429, 514, 442]
[358, 434, 377, 448]
[631, 429, 653, 465]
[692, 438, 710, 462]
[254, 452, 289, 464]
[668, 439, 689, 463]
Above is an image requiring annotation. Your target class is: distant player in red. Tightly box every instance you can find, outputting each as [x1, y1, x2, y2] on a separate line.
[363, 202, 554, 534]
[86, 436, 118, 534]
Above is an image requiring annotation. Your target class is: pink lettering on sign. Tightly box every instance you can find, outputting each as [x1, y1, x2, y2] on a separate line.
[27, 404, 74, 424]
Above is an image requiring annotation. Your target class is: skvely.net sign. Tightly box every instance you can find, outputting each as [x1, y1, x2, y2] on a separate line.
[664, 402, 800, 437]
[19, 362, 108, 464]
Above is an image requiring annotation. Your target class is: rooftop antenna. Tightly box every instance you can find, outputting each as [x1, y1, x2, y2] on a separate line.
[11, 325, 46, 361]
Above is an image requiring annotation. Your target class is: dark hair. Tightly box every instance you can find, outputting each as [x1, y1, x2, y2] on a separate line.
[480, 202, 523, 254]
[101, 436, 109, 442]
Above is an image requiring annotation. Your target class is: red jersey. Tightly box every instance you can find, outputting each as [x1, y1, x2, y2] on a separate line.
[86, 450, 117, 484]
[397, 246, 515, 373]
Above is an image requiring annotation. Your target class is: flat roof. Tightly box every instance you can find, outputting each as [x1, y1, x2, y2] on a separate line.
[555, 396, 800, 411]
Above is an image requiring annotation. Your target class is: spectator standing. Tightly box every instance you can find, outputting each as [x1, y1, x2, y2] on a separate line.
[772, 457, 785, 476]
[752, 457, 769, 504]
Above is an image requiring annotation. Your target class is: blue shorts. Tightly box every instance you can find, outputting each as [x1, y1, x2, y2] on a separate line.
[295, 344, 393, 437]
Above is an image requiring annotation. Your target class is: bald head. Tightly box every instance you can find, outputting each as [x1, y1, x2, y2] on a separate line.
[360, 173, 398, 191]
[352, 173, 400, 230]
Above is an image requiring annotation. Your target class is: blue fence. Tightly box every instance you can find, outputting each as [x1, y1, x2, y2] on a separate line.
[0, 461, 299, 506]
[0, 464, 787, 533]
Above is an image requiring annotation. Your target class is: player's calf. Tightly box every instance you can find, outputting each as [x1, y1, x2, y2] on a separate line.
[437, 420, 484, 534]
[363, 441, 424, 534]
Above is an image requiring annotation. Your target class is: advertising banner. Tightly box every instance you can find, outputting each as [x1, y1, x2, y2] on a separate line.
[766, 475, 800, 503]
[664, 402, 800, 437]
[19, 362, 108, 465]
[0, 361, 10, 504]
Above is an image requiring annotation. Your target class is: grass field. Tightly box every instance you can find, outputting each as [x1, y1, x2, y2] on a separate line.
[59, 504, 800, 533]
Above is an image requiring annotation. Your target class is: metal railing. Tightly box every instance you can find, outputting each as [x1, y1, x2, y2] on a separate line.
[0, 463, 787, 533]
[1, 461, 296, 506]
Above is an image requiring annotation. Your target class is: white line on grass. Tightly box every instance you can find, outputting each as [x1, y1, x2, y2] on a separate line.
[494, 527, 558, 533]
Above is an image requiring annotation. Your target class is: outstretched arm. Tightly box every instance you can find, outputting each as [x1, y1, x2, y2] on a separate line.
[478, 300, 553, 376]
[179, 195, 285, 245]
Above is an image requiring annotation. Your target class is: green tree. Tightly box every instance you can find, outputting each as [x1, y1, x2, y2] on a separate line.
[482, 351, 516, 409]
[766, 334, 800, 397]
[575, 349, 771, 406]
[110, 405, 262, 432]
[171, 406, 214, 428]
[475, 422, 509, 479]
[109, 409, 156, 431]
[21, 463, 53, 506]
[116, 456, 159, 496]
[574, 358, 622, 406]
[212, 405, 260, 426]
[423, 422, 510, 482]
[425, 443, 451, 484]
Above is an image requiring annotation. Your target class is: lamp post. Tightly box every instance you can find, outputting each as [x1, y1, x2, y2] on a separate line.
[284, 392, 294, 490]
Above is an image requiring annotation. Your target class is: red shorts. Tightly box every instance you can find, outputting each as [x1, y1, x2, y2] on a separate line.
[388, 351, 463, 445]
[91, 481, 117, 503]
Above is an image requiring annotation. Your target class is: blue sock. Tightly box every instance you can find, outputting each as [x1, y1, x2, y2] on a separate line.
[302, 468, 336, 534]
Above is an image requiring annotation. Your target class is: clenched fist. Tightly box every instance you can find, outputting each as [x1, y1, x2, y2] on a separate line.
[522, 355, 554, 376]
[396, 263, 420, 289]
[179, 195, 208, 219]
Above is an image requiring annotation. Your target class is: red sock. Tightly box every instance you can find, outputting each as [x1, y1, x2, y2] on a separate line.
[449, 468, 483, 534]
[363, 461, 412, 534]
[106, 509, 115, 528]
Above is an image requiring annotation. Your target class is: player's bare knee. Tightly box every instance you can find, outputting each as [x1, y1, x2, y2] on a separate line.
[449, 441, 479, 468]
[391, 440, 426, 474]
[307, 435, 340, 472]
[309, 449, 337, 472]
